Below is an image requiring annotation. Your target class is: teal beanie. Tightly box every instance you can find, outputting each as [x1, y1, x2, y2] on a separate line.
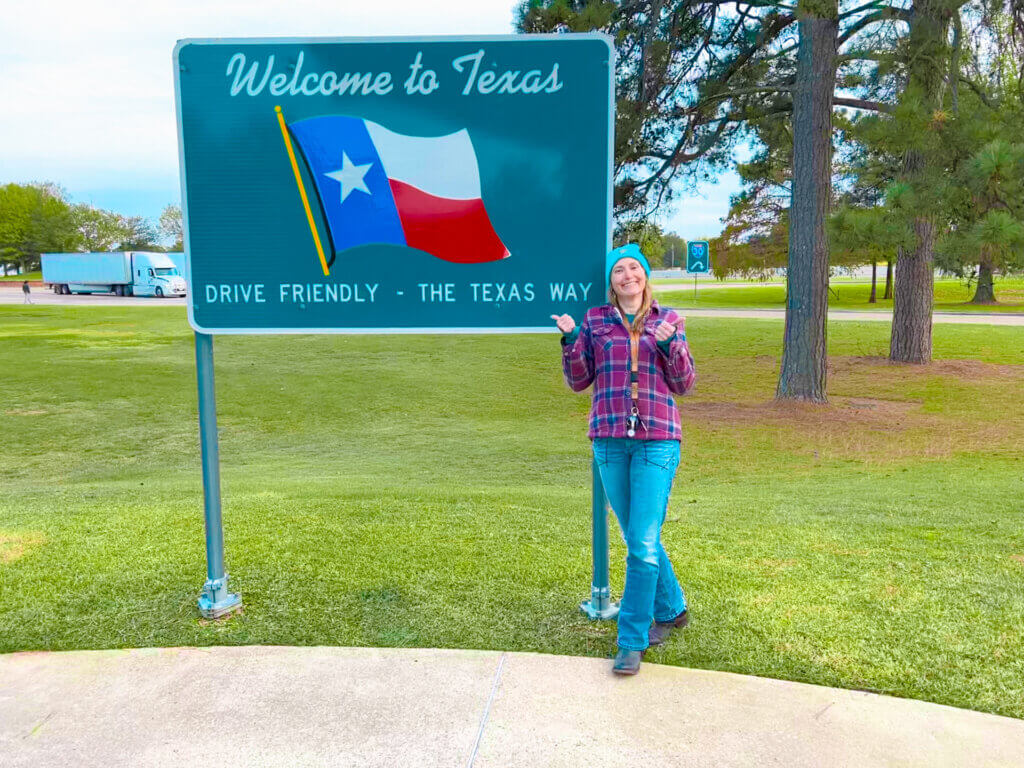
[606, 243, 651, 284]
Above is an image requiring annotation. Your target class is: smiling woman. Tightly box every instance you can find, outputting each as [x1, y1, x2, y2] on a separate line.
[554, 243, 697, 676]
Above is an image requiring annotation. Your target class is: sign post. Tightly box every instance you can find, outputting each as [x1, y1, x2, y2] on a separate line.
[175, 34, 616, 620]
[194, 331, 242, 618]
[580, 456, 617, 619]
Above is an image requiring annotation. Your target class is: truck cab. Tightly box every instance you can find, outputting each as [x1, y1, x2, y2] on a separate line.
[131, 253, 187, 297]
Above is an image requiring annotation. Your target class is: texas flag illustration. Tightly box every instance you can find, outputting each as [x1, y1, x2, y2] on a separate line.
[288, 115, 510, 265]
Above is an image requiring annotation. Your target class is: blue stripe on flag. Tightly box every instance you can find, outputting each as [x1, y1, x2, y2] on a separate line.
[288, 115, 407, 255]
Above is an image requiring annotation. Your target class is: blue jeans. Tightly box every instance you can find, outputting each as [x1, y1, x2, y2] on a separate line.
[593, 438, 687, 651]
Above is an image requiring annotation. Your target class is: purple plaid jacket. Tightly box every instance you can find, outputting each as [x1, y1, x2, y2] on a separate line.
[561, 300, 696, 441]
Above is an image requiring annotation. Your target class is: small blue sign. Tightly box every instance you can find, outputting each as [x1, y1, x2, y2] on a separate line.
[686, 241, 710, 274]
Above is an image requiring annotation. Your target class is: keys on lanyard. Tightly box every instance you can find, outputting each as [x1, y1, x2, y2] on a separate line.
[626, 406, 644, 438]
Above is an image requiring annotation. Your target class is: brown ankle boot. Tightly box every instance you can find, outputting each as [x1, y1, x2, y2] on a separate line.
[648, 609, 689, 646]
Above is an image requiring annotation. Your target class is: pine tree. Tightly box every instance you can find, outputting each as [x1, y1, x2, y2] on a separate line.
[777, 0, 838, 401]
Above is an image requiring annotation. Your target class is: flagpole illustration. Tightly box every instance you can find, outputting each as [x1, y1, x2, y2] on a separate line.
[275, 105, 331, 277]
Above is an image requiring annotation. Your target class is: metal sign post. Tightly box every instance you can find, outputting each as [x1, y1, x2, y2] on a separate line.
[194, 332, 242, 618]
[579, 456, 618, 619]
[175, 34, 616, 621]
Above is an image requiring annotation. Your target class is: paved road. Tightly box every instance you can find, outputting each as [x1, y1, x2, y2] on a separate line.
[3, 286, 1022, 325]
[2, 646, 1022, 768]
[656, 280, 787, 290]
[0, 285, 185, 307]
[654, 280, 881, 290]
[676, 307, 1024, 325]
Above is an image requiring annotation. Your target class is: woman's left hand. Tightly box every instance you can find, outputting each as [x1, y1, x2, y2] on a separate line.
[654, 320, 677, 342]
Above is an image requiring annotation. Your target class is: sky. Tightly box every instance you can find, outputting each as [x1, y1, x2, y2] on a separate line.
[0, 0, 741, 241]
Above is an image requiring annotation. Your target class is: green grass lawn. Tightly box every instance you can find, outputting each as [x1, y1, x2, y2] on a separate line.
[1, 307, 1023, 718]
[0, 271, 41, 281]
[658, 277, 1024, 312]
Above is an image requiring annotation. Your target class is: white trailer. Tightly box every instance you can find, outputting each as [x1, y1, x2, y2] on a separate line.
[41, 252, 187, 297]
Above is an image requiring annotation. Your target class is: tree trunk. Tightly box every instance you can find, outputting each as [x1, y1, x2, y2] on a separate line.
[890, 0, 954, 364]
[869, 261, 878, 303]
[890, 220, 934, 363]
[777, 5, 838, 403]
[884, 258, 893, 299]
[970, 258, 996, 303]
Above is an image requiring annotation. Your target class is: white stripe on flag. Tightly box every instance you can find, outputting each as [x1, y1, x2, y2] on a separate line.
[365, 121, 483, 201]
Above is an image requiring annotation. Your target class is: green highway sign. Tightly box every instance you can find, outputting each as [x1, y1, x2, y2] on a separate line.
[174, 35, 614, 334]
[686, 240, 710, 274]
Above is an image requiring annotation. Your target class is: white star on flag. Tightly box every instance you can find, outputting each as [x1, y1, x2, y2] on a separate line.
[324, 153, 373, 203]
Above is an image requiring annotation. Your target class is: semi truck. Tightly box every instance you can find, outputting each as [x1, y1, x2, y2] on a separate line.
[41, 252, 187, 297]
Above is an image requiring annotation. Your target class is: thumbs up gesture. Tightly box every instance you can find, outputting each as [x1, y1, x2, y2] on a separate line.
[550, 314, 576, 334]
[654, 320, 678, 342]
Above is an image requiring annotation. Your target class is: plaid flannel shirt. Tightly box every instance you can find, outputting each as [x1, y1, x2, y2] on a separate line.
[561, 300, 696, 441]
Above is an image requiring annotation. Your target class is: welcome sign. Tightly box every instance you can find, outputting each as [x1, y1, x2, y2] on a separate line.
[174, 35, 613, 333]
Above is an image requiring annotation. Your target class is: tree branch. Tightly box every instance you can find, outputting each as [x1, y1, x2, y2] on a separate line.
[837, 49, 894, 63]
[836, 7, 909, 48]
[833, 96, 892, 112]
[838, 0, 886, 19]
[957, 76, 998, 110]
[702, 84, 795, 103]
[711, 12, 798, 90]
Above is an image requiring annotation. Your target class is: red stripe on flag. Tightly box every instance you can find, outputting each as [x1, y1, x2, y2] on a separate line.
[388, 179, 510, 264]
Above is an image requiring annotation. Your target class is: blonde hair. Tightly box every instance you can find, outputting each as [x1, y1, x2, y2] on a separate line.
[609, 280, 654, 334]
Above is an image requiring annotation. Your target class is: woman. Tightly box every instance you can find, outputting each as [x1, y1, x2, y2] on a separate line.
[551, 243, 696, 675]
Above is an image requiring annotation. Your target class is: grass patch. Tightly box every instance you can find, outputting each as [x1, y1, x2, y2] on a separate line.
[658, 277, 1024, 312]
[0, 531, 46, 563]
[0, 271, 42, 282]
[1, 306, 1023, 719]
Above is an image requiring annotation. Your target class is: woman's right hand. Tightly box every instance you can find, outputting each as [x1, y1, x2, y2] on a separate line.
[550, 314, 576, 335]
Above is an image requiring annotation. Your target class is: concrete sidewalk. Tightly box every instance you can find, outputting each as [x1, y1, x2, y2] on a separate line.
[2, 646, 1022, 767]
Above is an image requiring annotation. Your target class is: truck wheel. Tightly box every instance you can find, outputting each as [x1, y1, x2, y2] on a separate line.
[53, 284, 61, 294]
[61, 285, 70, 295]
[114, 285, 124, 296]
[155, 287, 164, 298]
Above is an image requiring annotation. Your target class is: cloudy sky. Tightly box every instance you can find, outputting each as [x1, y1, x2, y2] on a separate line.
[0, 0, 740, 240]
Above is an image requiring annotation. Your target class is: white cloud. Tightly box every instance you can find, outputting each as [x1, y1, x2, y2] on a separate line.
[660, 170, 744, 240]
[0, 0, 517, 187]
[0, 0, 752, 235]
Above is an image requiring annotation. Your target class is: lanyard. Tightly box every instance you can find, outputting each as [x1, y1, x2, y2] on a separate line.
[627, 324, 644, 436]
[629, 327, 640, 401]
